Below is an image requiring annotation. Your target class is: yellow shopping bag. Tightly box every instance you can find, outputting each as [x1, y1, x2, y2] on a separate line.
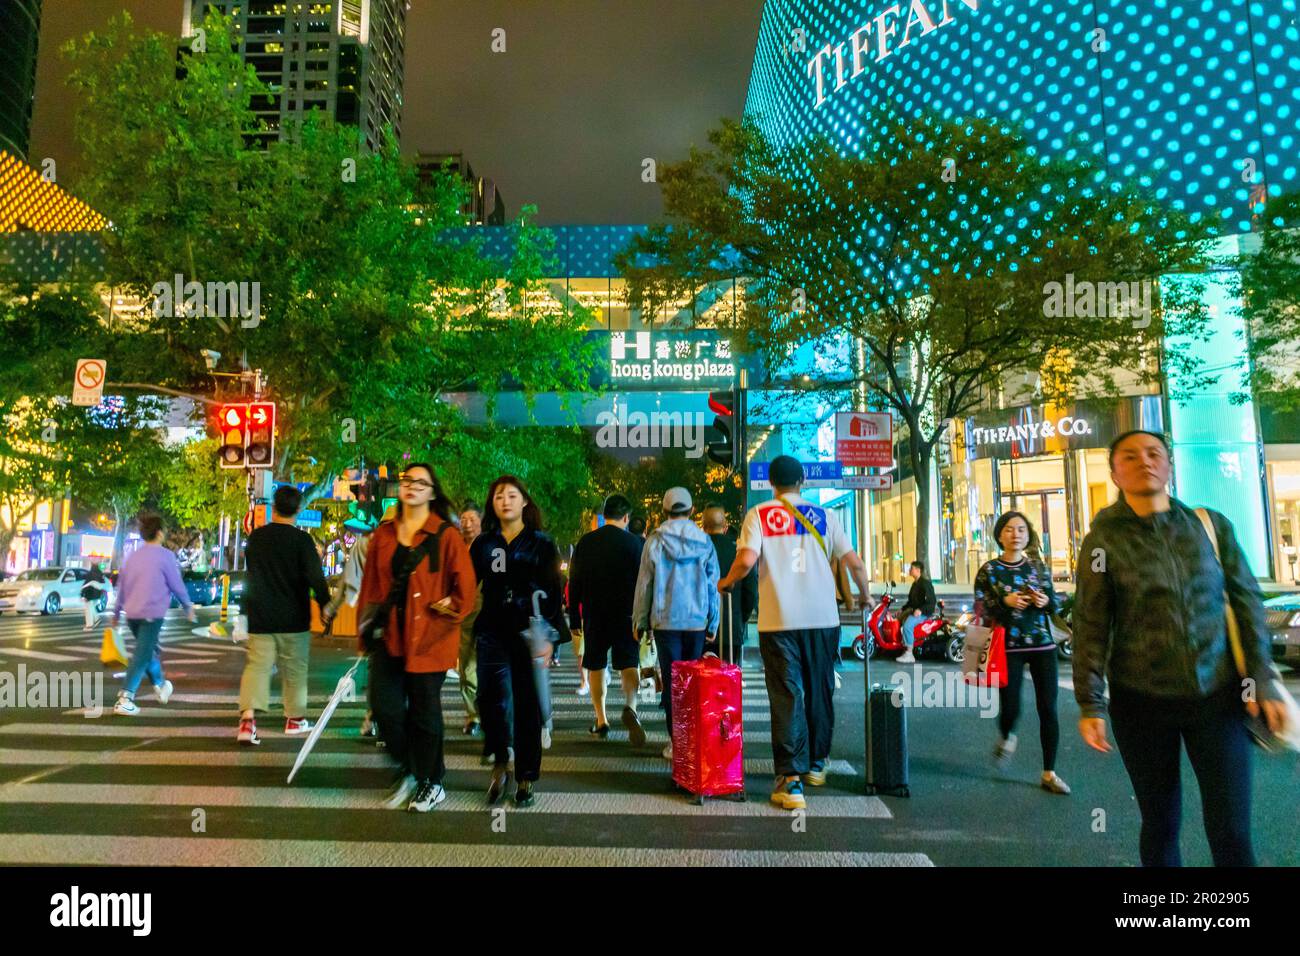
[100, 626, 128, 667]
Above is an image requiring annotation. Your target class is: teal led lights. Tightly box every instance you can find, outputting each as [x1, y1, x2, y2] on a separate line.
[746, 0, 1300, 236]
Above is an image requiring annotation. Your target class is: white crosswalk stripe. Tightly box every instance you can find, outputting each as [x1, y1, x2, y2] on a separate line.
[0, 613, 936, 866]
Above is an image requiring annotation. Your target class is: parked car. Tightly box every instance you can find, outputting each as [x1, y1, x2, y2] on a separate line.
[170, 570, 245, 608]
[1263, 594, 1300, 672]
[0, 567, 115, 616]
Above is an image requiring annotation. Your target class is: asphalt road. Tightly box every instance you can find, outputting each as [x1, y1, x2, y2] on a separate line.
[0, 606, 1296, 866]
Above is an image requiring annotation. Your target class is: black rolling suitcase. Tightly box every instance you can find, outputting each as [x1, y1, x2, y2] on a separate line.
[864, 607, 910, 797]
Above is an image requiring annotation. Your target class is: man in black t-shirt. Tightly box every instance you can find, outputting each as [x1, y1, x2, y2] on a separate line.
[897, 560, 936, 664]
[236, 485, 331, 746]
[567, 494, 646, 745]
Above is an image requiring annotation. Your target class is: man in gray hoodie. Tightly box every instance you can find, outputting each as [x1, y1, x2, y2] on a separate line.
[632, 487, 721, 760]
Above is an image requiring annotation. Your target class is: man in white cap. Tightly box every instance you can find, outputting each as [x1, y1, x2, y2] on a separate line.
[632, 487, 721, 761]
[719, 455, 874, 811]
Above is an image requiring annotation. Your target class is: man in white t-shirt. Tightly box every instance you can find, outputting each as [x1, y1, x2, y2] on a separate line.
[719, 456, 874, 810]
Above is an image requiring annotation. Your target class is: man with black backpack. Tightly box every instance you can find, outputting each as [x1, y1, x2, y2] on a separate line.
[719, 456, 874, 811]
[236, 485, 333, 746]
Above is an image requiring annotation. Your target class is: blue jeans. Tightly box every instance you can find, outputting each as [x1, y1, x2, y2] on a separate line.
[122, 618, 165, 696]
[900, 613, 922, 649]
[654, 629, 707, 734]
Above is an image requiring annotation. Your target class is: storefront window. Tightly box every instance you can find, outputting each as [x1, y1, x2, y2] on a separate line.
[1267, 456, 1300, 586]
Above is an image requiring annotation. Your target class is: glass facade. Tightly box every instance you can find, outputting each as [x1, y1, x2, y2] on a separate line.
[0, 0, 40, 160]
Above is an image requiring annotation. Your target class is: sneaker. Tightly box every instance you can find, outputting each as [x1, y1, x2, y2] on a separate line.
[662, 742, 673, 761]
[447, 668, 459, 680]
[360, 713, 376, 737]
[514, 781, 535, 807]
[993, 733, 1018, 768]
[771, 775, 807, 811]
[804, 762, 828, 787]
[408, 780, 447, 812]
[284, 717, 313, 735]
[621, 706, 646, 747]
[237, 718, 260, 746]
[384, 773, 418, 809]
[1040, 772, 1072, 795]
[153, 679, 173, 705]
[833, 669, 842, 690]
[577, 683, 590, 697]
[463, 719, 480, 736]
[540, 726, 552, 750]
[113, 693, 140, 717]
[896, 650, 916, 664]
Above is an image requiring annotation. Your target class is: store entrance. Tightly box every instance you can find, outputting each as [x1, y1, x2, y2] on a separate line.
[1000, 489, 1069, 579]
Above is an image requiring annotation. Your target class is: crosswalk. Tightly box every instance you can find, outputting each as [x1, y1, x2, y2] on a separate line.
[0, 610, 933, 866]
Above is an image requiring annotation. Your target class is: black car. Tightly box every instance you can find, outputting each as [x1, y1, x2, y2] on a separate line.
[1263, 594, 1300, 672]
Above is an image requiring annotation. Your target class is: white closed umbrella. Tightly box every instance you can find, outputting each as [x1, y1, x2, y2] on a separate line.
[287, 656, 364, 784]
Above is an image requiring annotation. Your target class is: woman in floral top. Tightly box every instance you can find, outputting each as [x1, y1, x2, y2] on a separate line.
[973, 511, 1070, 795]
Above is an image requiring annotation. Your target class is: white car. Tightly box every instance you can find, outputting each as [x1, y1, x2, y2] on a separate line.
[0, 567, 114, 616]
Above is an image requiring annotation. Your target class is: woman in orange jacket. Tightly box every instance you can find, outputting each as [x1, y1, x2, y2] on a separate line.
[357, 463, 476, 812]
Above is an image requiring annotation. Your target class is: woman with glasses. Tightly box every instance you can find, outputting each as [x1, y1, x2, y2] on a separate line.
[357, 464, 476, 812]
[973, 510, 1070, 795]
[471, 475, 566, 807]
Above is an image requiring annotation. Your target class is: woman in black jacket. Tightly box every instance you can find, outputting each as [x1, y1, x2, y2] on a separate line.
[470, 475, 566, 807]
[973, 511, 1070, 795]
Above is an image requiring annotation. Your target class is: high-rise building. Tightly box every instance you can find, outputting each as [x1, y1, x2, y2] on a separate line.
[415, 152, 505, 226]
[0, 0, 42, 160]
[182, 0, 407, 151]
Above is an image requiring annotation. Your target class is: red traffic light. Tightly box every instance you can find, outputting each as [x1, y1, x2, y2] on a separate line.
[248, 402, 274, 428]
[708, 390, 735, 417]
[221, 405, 246, 428]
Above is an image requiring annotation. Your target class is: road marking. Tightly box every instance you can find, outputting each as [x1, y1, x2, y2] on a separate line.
[0, 782, 891, 817]
[0, 747, 857, 776]
[0, 647, 85, 662]
[0, 835, 931, 867]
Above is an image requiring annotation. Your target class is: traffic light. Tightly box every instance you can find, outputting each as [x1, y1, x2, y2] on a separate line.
[217, 404, 248, 469]
[246, 401, 276, 469]
[348, 471, 382, 527]
[706, 388, 736, 467]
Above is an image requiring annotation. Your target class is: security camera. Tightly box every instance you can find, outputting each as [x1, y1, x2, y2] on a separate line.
[200, 349, 221, 371]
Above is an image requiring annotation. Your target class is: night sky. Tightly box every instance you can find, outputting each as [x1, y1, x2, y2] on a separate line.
[30, 0, 766, 224]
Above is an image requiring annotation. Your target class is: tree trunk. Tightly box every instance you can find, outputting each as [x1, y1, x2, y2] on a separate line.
[911, 440, 933, 577]
[111, 504, 126, 570]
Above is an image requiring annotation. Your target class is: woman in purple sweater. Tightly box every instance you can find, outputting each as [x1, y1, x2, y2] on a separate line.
[112, 514, 195, 716]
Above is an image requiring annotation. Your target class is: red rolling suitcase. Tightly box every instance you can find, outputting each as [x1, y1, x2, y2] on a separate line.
[671, 591, 745, 803]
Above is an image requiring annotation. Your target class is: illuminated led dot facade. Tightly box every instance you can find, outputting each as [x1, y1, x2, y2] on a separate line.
[0, 149, 106, 234]
[745, 0, 1300, 235]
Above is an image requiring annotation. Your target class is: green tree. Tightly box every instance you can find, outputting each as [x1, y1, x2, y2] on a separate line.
[60, 12, 598, 502]
[1240, 190, 1300, 410]
[618, 113, 1215, 565]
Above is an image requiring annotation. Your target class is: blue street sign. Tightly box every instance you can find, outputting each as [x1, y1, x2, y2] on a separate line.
[296, 509, 322, 529]
[749, 461, 843, 490]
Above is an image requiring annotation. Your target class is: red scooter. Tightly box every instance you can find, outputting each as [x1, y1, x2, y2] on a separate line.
[852, 588, 965, 663]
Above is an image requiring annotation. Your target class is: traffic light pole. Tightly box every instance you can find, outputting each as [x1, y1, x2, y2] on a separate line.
[738, 370, 749, 512]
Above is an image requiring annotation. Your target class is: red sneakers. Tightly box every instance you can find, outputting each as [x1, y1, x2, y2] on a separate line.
[284, 717, 313, 735]
[237, 718, 260, 746]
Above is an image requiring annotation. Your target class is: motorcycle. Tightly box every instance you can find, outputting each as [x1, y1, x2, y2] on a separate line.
[852, 588, 965, 663]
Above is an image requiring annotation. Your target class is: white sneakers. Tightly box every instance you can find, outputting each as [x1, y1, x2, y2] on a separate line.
[114, 681, 173, 715]
[662, 742, 673, 761]
[896, 650, 916, 664]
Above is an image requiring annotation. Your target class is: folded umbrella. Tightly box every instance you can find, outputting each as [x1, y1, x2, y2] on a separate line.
[287, 656, 364, 785]
[521, 589, 556, 730]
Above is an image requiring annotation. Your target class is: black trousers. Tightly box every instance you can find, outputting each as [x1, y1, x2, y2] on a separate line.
[759, 627, 839, 777]
[478, 630, 543, 782]
[997, 647, 1060, 771]
[368, 651, 447, 784]
[1109, 683, 1255, 867]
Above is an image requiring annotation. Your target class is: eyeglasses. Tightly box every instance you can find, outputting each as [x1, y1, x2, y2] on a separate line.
[398, 476, 433, 490]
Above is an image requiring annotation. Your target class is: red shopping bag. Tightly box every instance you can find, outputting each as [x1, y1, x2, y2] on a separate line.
[985, 626, 1008, 689]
